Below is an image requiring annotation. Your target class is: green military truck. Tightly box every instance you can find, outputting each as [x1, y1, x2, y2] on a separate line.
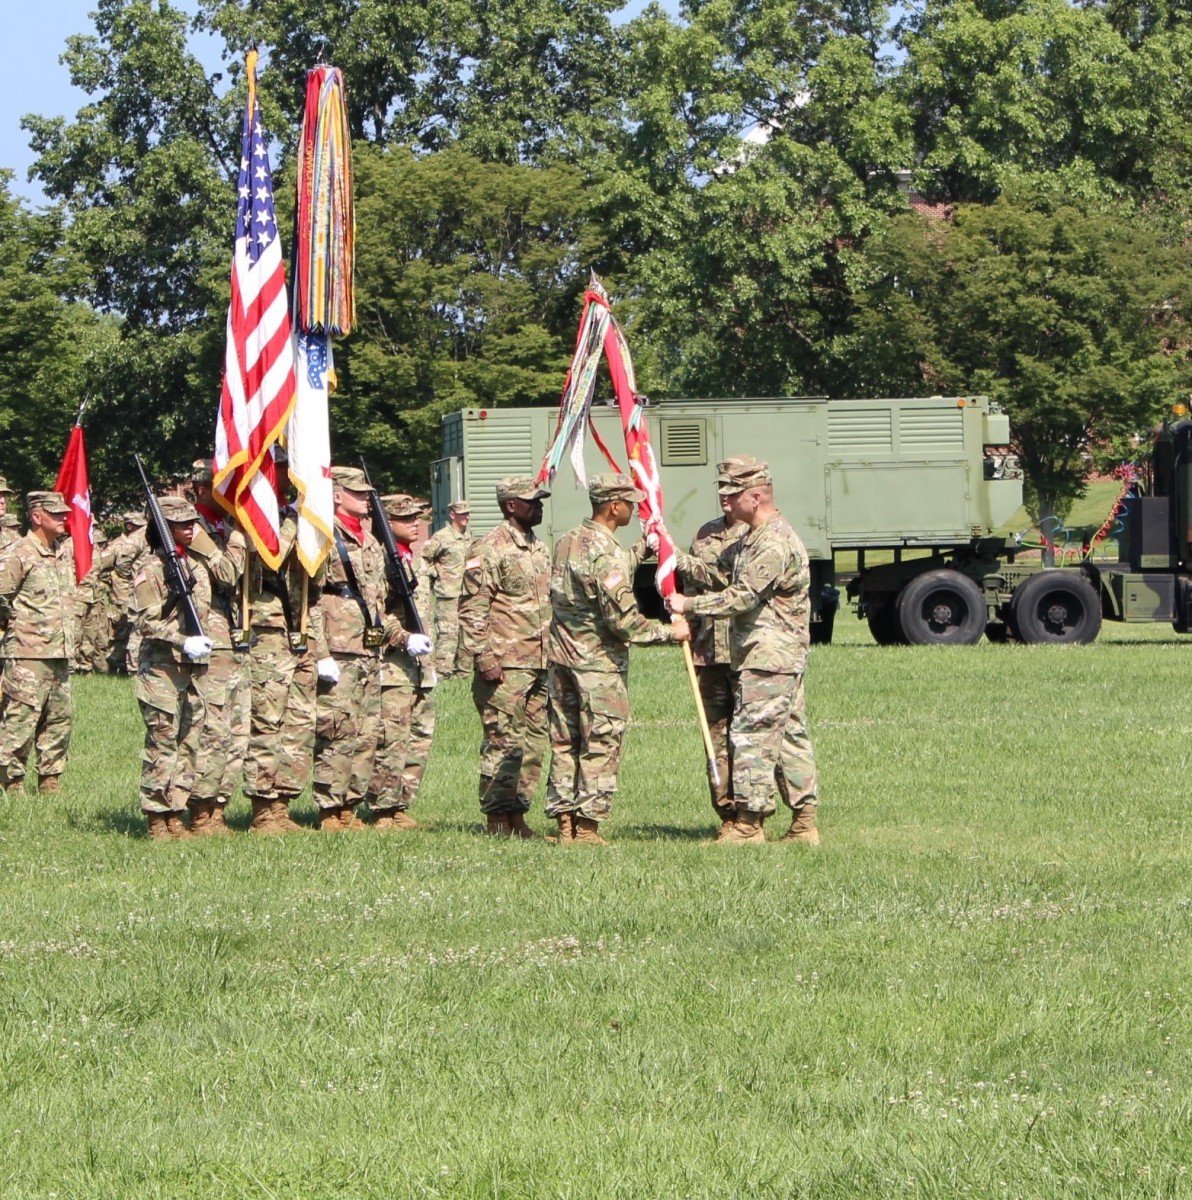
[433, 395, 1025, 644]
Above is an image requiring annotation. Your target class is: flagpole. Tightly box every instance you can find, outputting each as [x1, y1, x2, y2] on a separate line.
[680, 639, 720, 789]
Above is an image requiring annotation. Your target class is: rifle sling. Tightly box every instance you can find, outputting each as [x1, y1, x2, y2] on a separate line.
[333, 528, 380, 632]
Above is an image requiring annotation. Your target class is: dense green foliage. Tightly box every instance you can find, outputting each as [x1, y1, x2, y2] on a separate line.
[2, 630, 1191, 1196]
[5, 0, 1192, 510]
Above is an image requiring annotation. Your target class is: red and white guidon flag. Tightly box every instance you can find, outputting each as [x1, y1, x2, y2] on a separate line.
[53, 423, 94, 583]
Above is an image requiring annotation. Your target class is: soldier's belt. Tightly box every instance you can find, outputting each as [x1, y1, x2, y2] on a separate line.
[323, 584, 355, 599]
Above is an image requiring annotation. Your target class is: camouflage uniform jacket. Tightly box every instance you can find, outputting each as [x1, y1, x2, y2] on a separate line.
[421, 525, 472, 599]
[0, 525, 19, 562]
[459, 520, 551, 673]
[0, 533, 79, 660]
[321, 517, 386, 658]
[110, 529, 149, 610]
[682, 512, 811, 675]
[380, 548, 436, 688]
[549, 519, 676, 674]
[191, 519, 246, 652]
[247, 514, 328, 656]
[132, 548, 215, 665]
[686, 517, 744, 668]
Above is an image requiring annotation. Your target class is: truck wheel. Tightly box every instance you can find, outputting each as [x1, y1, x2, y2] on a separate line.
[866, 601, 906, 646]
[895, 570, 986, 645]
[1008, 571, 1102, 644]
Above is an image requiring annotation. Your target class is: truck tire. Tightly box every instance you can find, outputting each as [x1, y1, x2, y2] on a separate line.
[866, 601, 906, 646]
[1007, 571, 1102, 644]
[895, 570, 986, 645]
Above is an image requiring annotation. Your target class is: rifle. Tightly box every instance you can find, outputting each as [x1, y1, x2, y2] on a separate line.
[359, 457, 426, 637]
[133, 454, 206, 638]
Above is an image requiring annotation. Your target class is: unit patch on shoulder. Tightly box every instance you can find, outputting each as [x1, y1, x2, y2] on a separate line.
[466, 557, 482, 570]
[604, 571, 624, 590]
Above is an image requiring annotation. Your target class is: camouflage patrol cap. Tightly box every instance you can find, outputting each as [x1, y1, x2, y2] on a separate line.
[382, 493, 422, 519]
[122, 511, 148, 527]
[92, 527, 108, 544]
[717, 455, 772, 495]
[448, 500, 471, 515]
[0, 513, 19, 528]
[589, 473, 645, 506]
[158, 495, 199, 523]
[27, 491, 71, 515]
[0, 476, 12, 495]
[495, 475, 551, 503]
[330, 465, 375, 493]
[190, 458, 214, 484]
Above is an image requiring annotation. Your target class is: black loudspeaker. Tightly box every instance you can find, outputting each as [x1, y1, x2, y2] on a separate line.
[1127, 496, 1175, 571]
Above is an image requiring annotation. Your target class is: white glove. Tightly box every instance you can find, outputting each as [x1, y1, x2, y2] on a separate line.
[405, 633, 433, 658]
[316, 656, 341, 683]
[182, 635, 213, 661]
[645, 518, 668, 553]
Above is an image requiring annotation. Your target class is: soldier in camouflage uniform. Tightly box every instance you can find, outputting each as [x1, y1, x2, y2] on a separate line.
[459, 475, 552, 838]
[132, 495, 217, 840]
[422, 500, 472, 677]
[669, 456, 820, 845]
[313, 466, 386, 830]
[546, 473, 690, 845]
[0, 479, 19, 561]
[108, 512, 149, 674]
[366, 494, 436, 829]
[75, 528, 112, 674]
[186, 461, 249, 836]
[242, 468, 326, 835]
[0, 492, 78, 795]
[682, 482, 745, 834]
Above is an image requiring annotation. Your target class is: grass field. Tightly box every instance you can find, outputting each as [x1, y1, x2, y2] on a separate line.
[2, 618, 1190, 1198]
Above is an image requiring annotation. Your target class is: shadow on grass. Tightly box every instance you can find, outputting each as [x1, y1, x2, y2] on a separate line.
[619, 822, 712, 842]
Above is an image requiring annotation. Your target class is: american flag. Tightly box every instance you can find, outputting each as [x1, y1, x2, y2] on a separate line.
[213, 53, 296, 569]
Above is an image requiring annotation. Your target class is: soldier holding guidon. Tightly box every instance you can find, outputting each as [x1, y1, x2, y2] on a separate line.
[459, 475, 552, 838]
[0, 491, 78, 796]
[668, 456, 821, 845]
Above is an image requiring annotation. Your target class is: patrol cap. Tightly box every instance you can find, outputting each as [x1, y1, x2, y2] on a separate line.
[190, 458, 214, 484]
[495, 475, 551, 504]
[448, 500, 471, 515]
[330, 465, 374, 493]
[92, 527, 108, 544]
[381, 493, 422, 519]
[0, 513, 19, 528]
[0, 476, 12, 495]
[27, 491, 71, 515]
[157, 495, 198, 523]
[717, 455, 772, 495]
[589, 473, 645, 506]
[122, 511, 148, 527]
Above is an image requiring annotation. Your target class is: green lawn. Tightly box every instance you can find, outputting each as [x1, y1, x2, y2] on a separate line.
[1, 621, 1190, 1198]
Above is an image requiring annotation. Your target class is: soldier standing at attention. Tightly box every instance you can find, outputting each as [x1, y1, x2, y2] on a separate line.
[682, 468, 746, 837]
[0, 491, 77, 795]
[185, 460, 248, 836]
[668, 456, 820, 846]
[0, 479, 19, 560]
[313, 466, 386, 830]
[241, 458, 325, 835]
[131, 495, 214, 839]
[366, 494, 436, 829]
[459, 475, 552, 838]
[108, 512, 149, 674]
[422, 500, 472, 677]
[546, 473, 690, 845]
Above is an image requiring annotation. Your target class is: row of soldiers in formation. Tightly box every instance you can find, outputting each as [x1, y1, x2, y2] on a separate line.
[0, 453, 819, 846]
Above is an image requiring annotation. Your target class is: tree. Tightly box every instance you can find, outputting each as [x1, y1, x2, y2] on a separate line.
[850, 191, 1192, 521]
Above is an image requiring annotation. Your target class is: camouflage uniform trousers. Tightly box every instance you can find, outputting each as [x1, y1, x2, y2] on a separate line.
[77, 605, 111, 675]
[136, 659, 208, 814]
[0, 658, 72, 788]
[368, 675, 436, 813]
[314, 655, 381, 811]
[730, 668, 818, 818]
[107, 614, 134, 675]
[471, 667, 548, 815]
[432, 598, 471, 677]
[191, 649, 251, 808]
[545, 665, 630, 824]
[697, 662, 737, 818]
[242, 630, 317, 802]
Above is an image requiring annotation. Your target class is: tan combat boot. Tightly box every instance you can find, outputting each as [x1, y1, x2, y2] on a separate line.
[713, 807, 737, 842]
[485, 813, 512, 837]
[188, 800, 218, 836]
[37, 776, 61, 795]
[391, 809, 418, 830]
[508, 812, 538, 840]
[208, 804, 233, 835]
[165, 812, 193, 840]
[720, 811, 766, 845]
[146, 812, 173, 841]
[573, 816, 609, 847]
[545, 812, 575, 844]
[268, 800, 305, 833]
[249, 797, 278, 834]
[781, 805, 820, 846]
[338, 804, 365, 832]
[317, 805, 344, 831]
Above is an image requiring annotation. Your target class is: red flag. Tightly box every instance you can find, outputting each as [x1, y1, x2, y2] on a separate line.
[53, 424, 94, 583]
